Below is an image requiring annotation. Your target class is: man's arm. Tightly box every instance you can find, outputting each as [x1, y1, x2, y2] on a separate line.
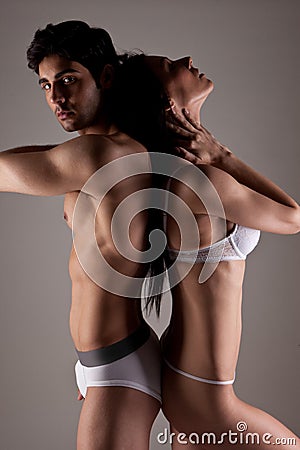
[0, 135, 111, 196]
[2, 145, 57, 154]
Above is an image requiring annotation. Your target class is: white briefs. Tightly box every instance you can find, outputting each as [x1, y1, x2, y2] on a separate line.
[75, 324, 162, 403]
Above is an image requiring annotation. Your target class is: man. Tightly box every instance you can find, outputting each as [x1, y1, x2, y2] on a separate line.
[0, 21, 161, 450]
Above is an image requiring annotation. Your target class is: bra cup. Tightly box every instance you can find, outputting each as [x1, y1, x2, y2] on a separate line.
[233, 226, 261, 257]
[167, 225, 260, 263]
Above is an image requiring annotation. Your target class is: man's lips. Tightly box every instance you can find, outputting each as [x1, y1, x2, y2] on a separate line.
[56, 110, 74, 120]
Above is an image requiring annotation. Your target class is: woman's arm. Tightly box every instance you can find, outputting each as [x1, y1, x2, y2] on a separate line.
[214, 150, 298, 208]
[178, 163, 300, 235]
[166, 107, 299, 209]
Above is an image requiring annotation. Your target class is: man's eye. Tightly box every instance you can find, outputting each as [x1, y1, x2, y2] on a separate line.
[62, 76, 76, 84]
[41, 83, 51, 91]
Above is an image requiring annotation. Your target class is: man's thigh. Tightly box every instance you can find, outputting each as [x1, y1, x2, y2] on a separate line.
[77, 386, 160, 450]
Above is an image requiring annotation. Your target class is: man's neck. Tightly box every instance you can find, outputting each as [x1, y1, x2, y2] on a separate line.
[77, 122, 120, 136]
[77, 106, 120, 136]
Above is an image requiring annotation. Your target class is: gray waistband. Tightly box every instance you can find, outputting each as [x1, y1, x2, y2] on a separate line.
[76, 323, 150, 367]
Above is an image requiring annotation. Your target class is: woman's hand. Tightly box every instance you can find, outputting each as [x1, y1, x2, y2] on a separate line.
[166, 106, 231, 166]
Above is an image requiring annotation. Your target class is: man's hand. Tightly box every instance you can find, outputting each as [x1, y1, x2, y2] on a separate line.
[166, 106, 231, 166]
[77, 390, 84, 401]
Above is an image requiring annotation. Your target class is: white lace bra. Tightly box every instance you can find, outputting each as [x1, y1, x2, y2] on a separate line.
[167, 224, 261, 263]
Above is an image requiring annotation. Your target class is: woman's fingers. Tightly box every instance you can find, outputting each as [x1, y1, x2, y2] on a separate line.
[166, 106, 201, 133]
[182, 109, 202, 131]
[171, 136, 203, 150]
[166, 121, 195, 139]
[166, 104, 221, 166]
[174, 147, 202, 164]
[166, 109, 205, 143]
[182, 111, 219, 143]
[167, 107, 226, 166]
[166, 104, 205, 137]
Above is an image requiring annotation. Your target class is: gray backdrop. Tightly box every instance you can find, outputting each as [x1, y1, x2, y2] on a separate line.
[0, 1, 299, 449]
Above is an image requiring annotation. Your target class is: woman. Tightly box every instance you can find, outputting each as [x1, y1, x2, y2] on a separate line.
[116, 54, 300, 448]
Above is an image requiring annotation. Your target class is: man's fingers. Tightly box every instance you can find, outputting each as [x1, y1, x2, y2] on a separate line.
[77, 390, 84, 401]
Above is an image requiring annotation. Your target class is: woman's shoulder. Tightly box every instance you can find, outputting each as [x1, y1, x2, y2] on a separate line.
[167, 161, 239, 215]
[170, 161, 234, 190]
[196, 163, 231, 181]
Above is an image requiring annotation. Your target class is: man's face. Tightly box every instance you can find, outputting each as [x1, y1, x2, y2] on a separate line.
[38, 54, 103, 134]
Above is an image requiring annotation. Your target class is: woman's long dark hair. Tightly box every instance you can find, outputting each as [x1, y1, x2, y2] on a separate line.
[113, 54, 171, 316]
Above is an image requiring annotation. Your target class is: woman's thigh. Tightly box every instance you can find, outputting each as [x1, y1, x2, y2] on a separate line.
[162, 362, 235, 430]
[162, 366, 300, 450]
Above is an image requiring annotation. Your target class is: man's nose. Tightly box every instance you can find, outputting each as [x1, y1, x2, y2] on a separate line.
[50, 84, 65, 105]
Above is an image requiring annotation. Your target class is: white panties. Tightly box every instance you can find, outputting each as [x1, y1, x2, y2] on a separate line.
[164, 358, 235, 386]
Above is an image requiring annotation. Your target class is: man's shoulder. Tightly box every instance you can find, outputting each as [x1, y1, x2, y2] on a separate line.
[72, 133, 151, 199]
[73, 132, 147, 159]
[53, 132, 148, 172]
[105, 132, 148, 155]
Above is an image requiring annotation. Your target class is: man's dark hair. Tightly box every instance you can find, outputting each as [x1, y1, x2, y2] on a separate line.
[27, 20, 119, 87]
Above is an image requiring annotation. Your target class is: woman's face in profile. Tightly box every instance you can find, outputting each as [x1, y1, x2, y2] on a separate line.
[144, 55, 214, 114]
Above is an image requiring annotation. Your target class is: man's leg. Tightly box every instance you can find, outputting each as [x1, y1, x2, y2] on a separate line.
[77, 386, 160, 450]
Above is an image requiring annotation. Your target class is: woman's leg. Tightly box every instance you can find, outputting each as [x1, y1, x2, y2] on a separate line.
[77, 386, 160, 450]
[161, 256, 299, 448]
[162, 363, 299, 449]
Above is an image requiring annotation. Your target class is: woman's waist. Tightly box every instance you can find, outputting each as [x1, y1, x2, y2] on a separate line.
[161, 324, 240, 381]
[170, 260, 245, 301]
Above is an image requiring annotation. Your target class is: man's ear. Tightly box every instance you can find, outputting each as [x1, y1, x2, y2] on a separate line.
[99, 64, 114, 89]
